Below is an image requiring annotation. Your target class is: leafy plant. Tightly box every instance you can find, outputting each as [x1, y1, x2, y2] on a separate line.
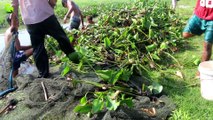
[169, 109, 191, 120]
[45, 0, 185, 116]
[4, 3, 13, 13]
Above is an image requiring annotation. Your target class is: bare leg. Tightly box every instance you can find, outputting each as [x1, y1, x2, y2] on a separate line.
[24, 48, 33, 57]
[201, 41, 212, 62]
[183, 32, 194, 39]
[12, 70, 18, 78]
[172, 0, 177, 9]
[12, 48, 33, 78]
[196, 41, 212, 78]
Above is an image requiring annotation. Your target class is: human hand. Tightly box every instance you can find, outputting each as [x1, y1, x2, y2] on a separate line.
[11, 14, 19, 32]
[49, 0, 57, 8]
[81, 26, 85, 30]
[63, 17, 67, 23]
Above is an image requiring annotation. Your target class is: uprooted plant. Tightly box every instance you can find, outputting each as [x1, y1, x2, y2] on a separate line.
[45, 0, 185, 115]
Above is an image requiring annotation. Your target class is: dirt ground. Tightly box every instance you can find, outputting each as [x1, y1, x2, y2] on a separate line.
[0, 65, 175, 120]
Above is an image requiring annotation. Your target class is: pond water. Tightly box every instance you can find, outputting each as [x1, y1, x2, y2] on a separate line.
[0, 29, 31, 52]
[0, 24, 70, 52]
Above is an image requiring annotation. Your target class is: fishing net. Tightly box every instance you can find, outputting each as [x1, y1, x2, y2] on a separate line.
[0, 66, 175, 120]
[0, 33, 17, 97]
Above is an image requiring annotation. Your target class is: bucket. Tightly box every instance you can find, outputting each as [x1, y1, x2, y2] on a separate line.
[198, 61, 213, 100]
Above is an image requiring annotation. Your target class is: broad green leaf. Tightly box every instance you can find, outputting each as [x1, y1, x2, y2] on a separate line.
[111, 69, 123, 85]
[96, 70, 113, 81]
[146, 44, 157, 52]
[148, 28, 154, 39]
[80, 96, 87, 105]
[69, 36, 74, 42]
[131, 43, 136, 49]
[193, 59, 200, 65]
[4, 4, 13, 13]
[148, 82, 163, 95]
[120, 68, 132, 82]
[133, 33, 139, 40]
[120, 98, 133, 107]
[73, 79, 104, 88]
[61, 65, 70, 76]
[114, 49, 123, 54]
[56, 51, 62, 57]
[151, 53, 161, 60]
[104, 37, 111, 48]
[160, 42, 169, 50]
[73, 104, 92, 114]
[106, 96, 120, 111]
[92, 99, 104, 113]
[132, 18, 137, 24]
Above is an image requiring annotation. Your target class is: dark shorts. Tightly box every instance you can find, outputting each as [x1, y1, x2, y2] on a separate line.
[13, 51, 27, 71]
[70, 16, 80, 30]
[183, 14, 213, 43]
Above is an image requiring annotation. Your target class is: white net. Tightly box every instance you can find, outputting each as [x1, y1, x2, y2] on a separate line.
[0, 33, 16, 81]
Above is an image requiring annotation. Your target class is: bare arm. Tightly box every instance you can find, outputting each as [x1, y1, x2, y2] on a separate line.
[15, 38, 32, 51]
[80, 12, 85, 29]
[63, 1, 73, 23]
[48, 0, 57, 8]
[11, 0, 19, 32]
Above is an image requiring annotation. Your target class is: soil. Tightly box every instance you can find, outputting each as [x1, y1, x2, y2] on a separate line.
[0, 65, 176, 120]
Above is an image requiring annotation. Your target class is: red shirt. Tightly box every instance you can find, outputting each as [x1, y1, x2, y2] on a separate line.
[194, 0, 213, 20]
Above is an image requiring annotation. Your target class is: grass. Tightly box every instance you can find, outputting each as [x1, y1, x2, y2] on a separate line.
[156, 0, 213, 119]
[0, 0, 11, 28]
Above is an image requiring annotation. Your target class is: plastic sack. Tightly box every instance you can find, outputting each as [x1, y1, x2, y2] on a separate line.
[19, 61, 36, 75]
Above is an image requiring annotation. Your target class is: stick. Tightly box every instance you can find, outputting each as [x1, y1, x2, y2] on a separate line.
[41, 82, 48, 101]
[0, 99, 18, 115]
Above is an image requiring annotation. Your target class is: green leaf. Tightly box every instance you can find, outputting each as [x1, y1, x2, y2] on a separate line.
[120, 68, 132, 82]
[146, 44, 157, 52]
[193, 59, 200, 65]
[131, 42, 136, 49]
[96, 70, 113, 81]
[92, 99, 104, 113]
[132, 18, 137, 24]
[80, 96, 87, 105]
[73, 104, 92, 114]
[148, 28, 154, 39]
[120, 98, 133, 107]
[160, 42, 169, 50]
[104, 37, 111, 48]
[111, 69, 123, 85]
[4, 4, 13, 13]
[56, 51, 62, 57]
[151, 53, 161, 60]
[106, 96, 120, 111]
[69, 35, 74, 42]
[61, 65, 70, 76]
[133, 33, 139, 40]
[148, 82, 163, 95]
[96, 69, 122, 85]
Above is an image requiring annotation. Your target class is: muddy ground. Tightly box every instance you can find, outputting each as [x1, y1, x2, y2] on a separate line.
[0, 65, 175, 120]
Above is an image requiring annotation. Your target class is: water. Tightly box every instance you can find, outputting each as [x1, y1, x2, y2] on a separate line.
[0, 29, 31, 52]
[0, 23, 71, 53]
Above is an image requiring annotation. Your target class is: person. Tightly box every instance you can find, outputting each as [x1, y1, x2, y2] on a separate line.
[11, 0, 75, 78]
[172, 0, 177, 9]
[86, 15, 95, 28]
[4, 14, 33, 78]
[62, 0, 85, 30]
[183, 0, 213, 77]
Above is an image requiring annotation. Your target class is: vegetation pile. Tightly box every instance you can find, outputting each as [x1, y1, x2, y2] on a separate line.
[0, 0, 187, 119]
[45, 0, 185, 117]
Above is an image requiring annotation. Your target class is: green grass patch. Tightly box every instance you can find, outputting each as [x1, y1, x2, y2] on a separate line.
[158, 0, 213, 119]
